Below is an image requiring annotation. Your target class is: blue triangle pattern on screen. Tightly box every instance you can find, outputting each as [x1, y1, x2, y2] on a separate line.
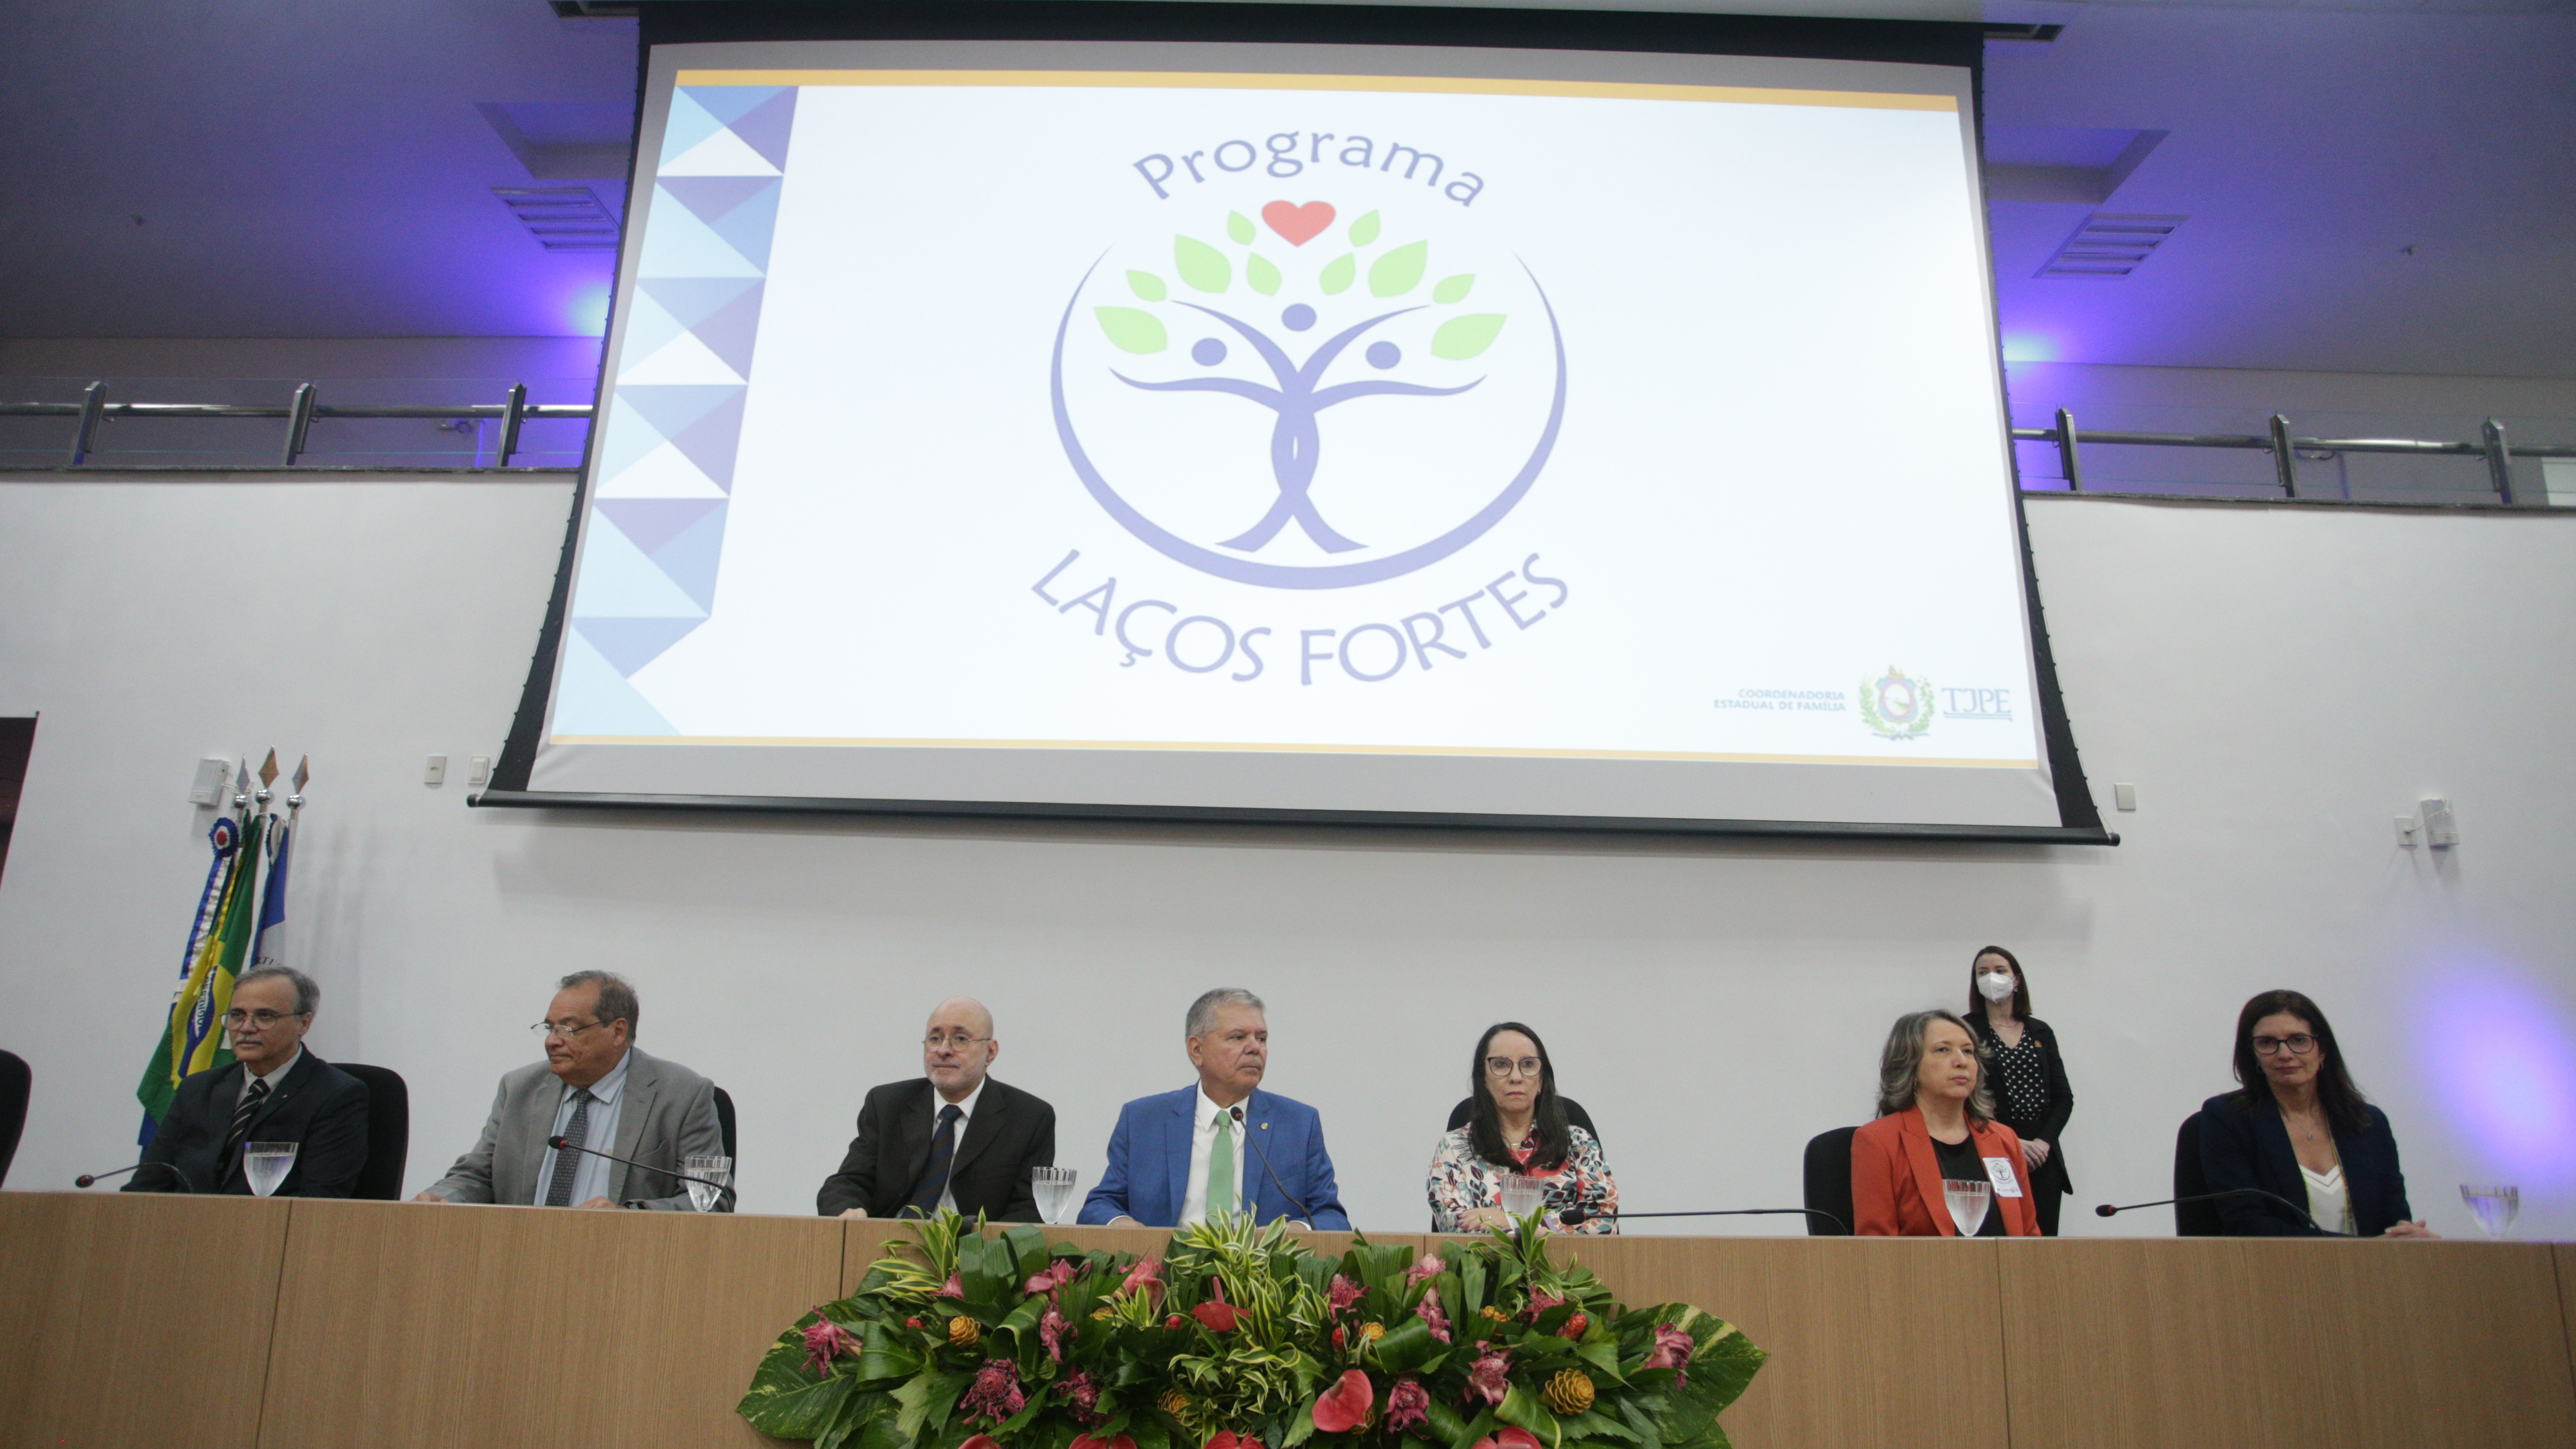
[570, 83, 798, 685]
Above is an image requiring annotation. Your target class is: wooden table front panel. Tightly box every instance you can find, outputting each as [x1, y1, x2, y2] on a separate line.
[2000, 1239, 2576, 1449]
[255, 1199, 843, 1449]
[0, 1191, 290, 1449]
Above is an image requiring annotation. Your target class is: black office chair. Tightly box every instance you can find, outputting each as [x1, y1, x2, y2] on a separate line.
[713, 1084, 737, 1160]
[2173, 1112, 2222, 1237]
[1443, 1096, 1600, 1143]
[334, 1062, 409, 1202]
[1801, 1126, 1857, 1236]
[0, 1049, 29, 1189]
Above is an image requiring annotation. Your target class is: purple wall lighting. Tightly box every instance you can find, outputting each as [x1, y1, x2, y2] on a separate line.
[566, 280, 614, 337]
[2420, 967, 2576, 1191]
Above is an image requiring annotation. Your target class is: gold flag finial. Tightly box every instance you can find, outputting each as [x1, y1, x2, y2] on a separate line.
[257, 749, 280, 788]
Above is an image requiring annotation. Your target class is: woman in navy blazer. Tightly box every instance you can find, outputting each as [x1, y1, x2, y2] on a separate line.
[2198, 988, 2434, 1238]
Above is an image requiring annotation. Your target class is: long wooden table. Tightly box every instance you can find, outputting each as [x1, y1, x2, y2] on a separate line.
[2, 1194, 2569, 1449]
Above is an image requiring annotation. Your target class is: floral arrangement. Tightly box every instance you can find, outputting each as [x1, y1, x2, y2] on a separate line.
[739, 1212, 1764, 1449]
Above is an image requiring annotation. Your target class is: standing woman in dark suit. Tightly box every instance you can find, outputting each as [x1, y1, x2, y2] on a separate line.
[1963, 946, 2074, 1235]
[2198, 989, 2435, 1238]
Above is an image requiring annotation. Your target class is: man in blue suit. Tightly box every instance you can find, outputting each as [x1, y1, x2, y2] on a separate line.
[1080, 988, 1350, 1230]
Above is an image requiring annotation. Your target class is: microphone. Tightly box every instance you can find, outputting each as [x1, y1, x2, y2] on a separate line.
[2094, 1189, 2344, 1236]
[1228, 1105, 1315, 1225]
[1556, 1205, 1850, 1234]
[75, 1160, 201, 1192]
[545, 1134, 735, 1209]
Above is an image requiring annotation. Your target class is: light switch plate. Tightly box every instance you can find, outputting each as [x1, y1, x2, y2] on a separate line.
[2395, 814, 2419, 846]
[2112, 782, 2137, 812]
[468, 755, 492, 787]
[424, 754, 448, 787]
[187, 756, 231, 806]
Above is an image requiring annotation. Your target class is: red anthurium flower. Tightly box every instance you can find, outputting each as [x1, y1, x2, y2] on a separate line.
[1313, 1369, 1375, 1434]
[1495, 1430, 1540, 1449]
[962, 1436, 1002, 1449]
[1191, 1278, 1240, 1332]
[1071, 1436, 1137, 1449]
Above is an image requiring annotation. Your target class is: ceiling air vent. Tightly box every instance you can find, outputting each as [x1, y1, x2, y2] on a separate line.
[2037, 213, 2186, 280]
[494, 186, 619, 251]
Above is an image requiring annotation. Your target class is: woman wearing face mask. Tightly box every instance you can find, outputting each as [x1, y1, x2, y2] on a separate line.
[1851, 1009, 2040, 1236]
[1963, 946, 2074, 1235]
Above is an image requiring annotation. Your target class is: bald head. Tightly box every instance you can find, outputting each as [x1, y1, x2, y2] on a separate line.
[922, 997, 997, 1102]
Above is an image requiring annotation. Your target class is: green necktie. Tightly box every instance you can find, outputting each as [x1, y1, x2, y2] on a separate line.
[1207, 1110, 1236, 1218]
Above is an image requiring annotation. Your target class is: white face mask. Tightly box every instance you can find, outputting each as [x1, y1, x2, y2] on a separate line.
[1977, 970, 2017, 1003]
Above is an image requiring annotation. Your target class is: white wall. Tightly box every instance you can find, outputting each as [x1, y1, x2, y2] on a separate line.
[2, 475, 2572, 1238]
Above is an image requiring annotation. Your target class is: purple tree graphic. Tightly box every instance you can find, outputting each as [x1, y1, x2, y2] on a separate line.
[1091, 206, 1509, 556]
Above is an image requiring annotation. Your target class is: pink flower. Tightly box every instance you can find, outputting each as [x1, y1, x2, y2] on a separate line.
[1207, 1434, 1266, 1449]
[1496, 1430, 1541, 1449]
[1061, 1369, 1106, 1427]
[960, 1359, 1025, 1424]
[1414, 1286, 1451, 1345]
[937, 1273, 966, 1299]
[1326, 1274, 1364, 1314]
[1025, 1259, 1079, 1296]
[961, 1437, 1002, 1449]
[1403, 1252, 1444, 1287]
[1385, 1377, 1430, 1434]
[1041, 1302, 1074, 1362]
[1191, 1277, 1241, 1333]
[1122, 1255, 1165, 1298]
[1643, 1324, 1695, 1387]
[1070, 1436, 1135, 1449]
[1523, 1288, 1565, 1322]
[1464, 1349, 1511, 1406]
[1313, 1369, 1376, 1434]
[801, 1317, 858, 1375]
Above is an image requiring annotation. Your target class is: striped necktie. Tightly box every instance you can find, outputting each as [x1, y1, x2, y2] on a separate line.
[545, 1088, 595, 1207]
[227, 1077, 271, 1150]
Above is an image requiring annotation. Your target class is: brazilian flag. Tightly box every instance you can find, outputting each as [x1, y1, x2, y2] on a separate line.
[135, 811, 267, 1142]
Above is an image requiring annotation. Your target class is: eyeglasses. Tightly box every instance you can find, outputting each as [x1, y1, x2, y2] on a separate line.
[531, 1018, 605, 1039]
[1484, 1056, 1543, 1079]
[223, 1008, 301, 1029]
[2251, 1033, 2319, 1056]
[924, 1034, 992, 1051]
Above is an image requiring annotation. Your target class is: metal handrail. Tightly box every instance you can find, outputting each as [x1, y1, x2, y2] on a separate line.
[2009, 410, 2575, 503]
[1, 380, 595, 466]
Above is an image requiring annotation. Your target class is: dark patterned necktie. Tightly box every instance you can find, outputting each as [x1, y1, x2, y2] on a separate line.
[545, 1088, 595, 1207]
[226, 1078, 271, 1150]
[908, 1104, 965, 1214]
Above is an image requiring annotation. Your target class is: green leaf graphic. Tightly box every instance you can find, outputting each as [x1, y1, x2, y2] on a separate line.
[1431, 313, 1507, 360]
[1095, 307, 1169, 354]
[1247, 254, 1282, 295]
[1349, 210, 1381, 246]
[1127, 270, 1167, 301]
[1227, 211, 1256, 245]
[1174, 236, 1231, 293]
[1319, 253, 1356, 295]
[1369, 241, 1428, 297]
[1434, 274, 1475, 304]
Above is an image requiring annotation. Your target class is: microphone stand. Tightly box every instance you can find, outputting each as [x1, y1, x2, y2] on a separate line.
[545, 1135, 736, 1210]
[1558, 1206, 1850, 1234]
[1228, 1105, 1316, 1226]
[2095, 1188, 2345, 1236]
[75, 1160, 201, 1193]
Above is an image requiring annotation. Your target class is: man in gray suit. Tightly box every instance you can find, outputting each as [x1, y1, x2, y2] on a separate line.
[414, 971, 725, 1210]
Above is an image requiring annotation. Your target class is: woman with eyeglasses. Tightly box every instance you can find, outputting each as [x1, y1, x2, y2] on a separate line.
[1426, 1022, 1618, 1233]
[1963, 946, 2076, 1235]
[2198, 989, 2434, 1237]
[1851, 1009, 2041, 1236]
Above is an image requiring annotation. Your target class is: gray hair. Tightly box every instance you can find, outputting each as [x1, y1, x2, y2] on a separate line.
[560, 970, 640, 1036]
[235, 965, 319, 1016]
[1875, 1009, 1995, 1121]
[1186, 988, 1264, 1038]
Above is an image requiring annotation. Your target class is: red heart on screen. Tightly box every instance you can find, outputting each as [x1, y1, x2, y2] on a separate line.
[1262, 200, 1336, 246]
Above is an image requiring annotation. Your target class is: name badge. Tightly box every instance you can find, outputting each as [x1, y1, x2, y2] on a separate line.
[1983, 1157, 2024, 1199]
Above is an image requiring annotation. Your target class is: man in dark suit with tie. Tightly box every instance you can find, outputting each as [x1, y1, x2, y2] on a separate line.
[817, 997, 1056, 1221]
[128, 965, 370, 1197]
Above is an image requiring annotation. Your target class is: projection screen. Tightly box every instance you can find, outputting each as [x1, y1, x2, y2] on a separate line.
[485, 28, 2111, 840]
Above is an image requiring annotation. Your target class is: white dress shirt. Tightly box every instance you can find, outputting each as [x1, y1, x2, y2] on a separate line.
[928, 1078, 987, 1214]
[534, 1051, 630, 1207]
[235, 1045, 303, 1110]
[1180, 1087, 1249, 1226]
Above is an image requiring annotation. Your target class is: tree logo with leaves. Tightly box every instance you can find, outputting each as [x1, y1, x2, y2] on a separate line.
[1051, 199, 1566, 590]
[1857, 666, 1936, 740]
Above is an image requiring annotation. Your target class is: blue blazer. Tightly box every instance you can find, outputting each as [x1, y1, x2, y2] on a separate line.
[2197, 1092, 2413, 1237]
[1079, 1086, 1350, 1230]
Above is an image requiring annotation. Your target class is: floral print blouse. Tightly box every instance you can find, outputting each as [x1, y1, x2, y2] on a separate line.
[1425, 1124, 1619, 1234]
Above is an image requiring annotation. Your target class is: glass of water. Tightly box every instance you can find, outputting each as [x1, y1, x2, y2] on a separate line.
[1942, 1178, 1992, 1237]
[1499, 1173, 1544, 1219]
[683, 1154, 733, 1213]
[2459, 1184, 2519, 1239]
[242, 1142, 299, 1198]
[1031, 1166, 1079, 1224]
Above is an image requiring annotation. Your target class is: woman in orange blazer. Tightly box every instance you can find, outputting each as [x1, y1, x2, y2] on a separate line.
[1852, 1009, 2040, 1237]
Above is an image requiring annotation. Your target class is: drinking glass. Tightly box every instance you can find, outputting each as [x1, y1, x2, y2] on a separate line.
[1031, 1166, 1080, 1224]
[683, 1154, 733, 1213]
[242, 1142, 299, 1198]
[1499, 1173, 1544, 1219]
[2459, 1184, 2519, 1239]
[1942, 1178, 1992, 1237]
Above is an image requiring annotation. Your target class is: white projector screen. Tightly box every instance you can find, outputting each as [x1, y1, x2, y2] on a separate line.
[499, 36, 2102, 837]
